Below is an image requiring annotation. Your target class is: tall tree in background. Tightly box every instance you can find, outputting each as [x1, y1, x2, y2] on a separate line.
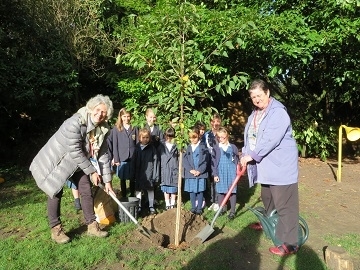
[1, 0, 359, 165]
[230, 0, 360, 159]
[0, 0, 121, 163]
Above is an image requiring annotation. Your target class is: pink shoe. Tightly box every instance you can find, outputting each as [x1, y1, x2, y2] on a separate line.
[269, 244, 298, 256]
[249, 222, 263, 231]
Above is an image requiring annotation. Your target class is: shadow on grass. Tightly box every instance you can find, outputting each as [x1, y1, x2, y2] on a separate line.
[182, 226, 325, 270]
[182, 176, 326, 270]
[0, 168, 47, 210]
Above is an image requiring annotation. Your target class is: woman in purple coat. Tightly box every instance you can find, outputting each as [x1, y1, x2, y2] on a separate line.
[240, 79, 299, 256]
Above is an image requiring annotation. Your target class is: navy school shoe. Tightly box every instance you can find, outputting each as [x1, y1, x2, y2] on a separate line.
[74, 198, 82, 211]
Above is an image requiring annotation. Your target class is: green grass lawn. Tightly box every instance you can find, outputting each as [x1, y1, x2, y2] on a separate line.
[0, 167, 358, 270]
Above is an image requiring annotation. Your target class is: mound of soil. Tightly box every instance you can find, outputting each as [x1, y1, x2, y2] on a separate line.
[139, 208, 209, 248]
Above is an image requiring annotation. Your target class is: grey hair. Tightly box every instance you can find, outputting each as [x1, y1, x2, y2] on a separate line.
[86, 94, 114, 120]
[248, 79, 270, 94]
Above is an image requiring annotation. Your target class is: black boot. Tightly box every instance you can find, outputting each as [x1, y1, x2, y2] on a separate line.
[74, 198, 82, 210]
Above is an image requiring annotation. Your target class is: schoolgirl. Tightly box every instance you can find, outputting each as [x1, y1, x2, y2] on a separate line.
[183, 127, 209, 215]
[107, 108, 138, 197]
[131, 128, 160, 214]
[158, 127, 179, 209]
[212, 127, 239, 219]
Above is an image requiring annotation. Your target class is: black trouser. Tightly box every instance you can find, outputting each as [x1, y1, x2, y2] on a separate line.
[208, 176, 218, 204]
[47, 171, 96, 228]
[217, 193, 237, 214]
[120, 179, 135, 197]
[189, 192, 204, 212]
[261, 183, 299, 246]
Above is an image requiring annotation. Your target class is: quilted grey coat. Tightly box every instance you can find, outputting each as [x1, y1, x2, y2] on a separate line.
[29, 107, 112, 198]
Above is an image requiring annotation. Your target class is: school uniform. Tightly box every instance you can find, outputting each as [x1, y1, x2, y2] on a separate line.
[183, 142, 209, 213]
[202, 130, 218, 153]
[145, 123, 164, 149]
[131, 142, 160, 191]
[212, 143, 239, 193]
[107, 125, 138, 197]
[212, 143, 239, 215]
[107, 125, 138, 179]
[202, 130, 219, 205]
[158, 141, 179, 194]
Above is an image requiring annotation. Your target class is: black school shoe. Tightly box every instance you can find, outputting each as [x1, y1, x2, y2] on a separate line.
[74, 198, 82, 210]
[196, 210, 203, 215]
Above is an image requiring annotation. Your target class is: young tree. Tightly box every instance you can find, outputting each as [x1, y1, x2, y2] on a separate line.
[116, 0, 251, 245]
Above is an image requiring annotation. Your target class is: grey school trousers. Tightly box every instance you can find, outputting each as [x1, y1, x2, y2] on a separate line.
[261, 182, 299, 246]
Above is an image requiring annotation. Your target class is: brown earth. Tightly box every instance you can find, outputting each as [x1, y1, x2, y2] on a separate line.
[93, 157, 360, 270]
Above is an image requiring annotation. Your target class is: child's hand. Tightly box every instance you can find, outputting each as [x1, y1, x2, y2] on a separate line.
[190, 169, 197, 176]
[214, 176, 220, 183]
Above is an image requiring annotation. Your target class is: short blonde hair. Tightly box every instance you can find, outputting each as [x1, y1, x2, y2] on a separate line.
[217, 127, 229, 137]
[145, 108, 155, 116]
[86, 94, 114, 120]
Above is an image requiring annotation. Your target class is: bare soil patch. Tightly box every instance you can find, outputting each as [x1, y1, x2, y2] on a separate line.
[140, 208, 208, 248]
[297, 157, 360, 269]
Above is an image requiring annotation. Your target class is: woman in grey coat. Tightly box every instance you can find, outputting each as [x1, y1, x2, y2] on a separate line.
[29, 94, 114, 244]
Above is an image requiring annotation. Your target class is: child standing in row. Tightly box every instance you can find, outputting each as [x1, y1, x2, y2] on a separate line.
[211, 127, 239, 219]
[66, 180, 82, 211]
[202, 113, 222, 211]
[183, 127, 210, 215]
[107, 108, 138, 197]
[195, 121, 206, 141]
[131, 128, 160, 214]
[158, 127, 179, 210]
[144, 108, 164, 206]
[144, 108, 164, 149]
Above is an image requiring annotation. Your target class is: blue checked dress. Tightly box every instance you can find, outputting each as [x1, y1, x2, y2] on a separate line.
[184, 146, 206, 193]
[215, 146, 237, 194]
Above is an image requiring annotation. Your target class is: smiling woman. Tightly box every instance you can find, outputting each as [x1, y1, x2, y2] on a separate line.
[87, 95, 113, 125]
[29, 94, 115, 244]
[241, 79, 300, 256]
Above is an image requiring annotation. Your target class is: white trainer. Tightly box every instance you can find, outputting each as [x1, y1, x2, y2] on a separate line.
[208, 203, 215, 210]
[213, 203, 219, 212]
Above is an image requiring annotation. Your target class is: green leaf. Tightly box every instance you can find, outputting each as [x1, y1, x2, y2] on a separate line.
[229, 81, 235, 89]
[225, 41, 234, 49]
[191, 25, 199, 34]
[204, 64, 211, 70]
[197, 71, 205, 80]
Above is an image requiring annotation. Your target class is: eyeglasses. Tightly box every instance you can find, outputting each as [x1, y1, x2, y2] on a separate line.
[250, 92, 267, 100]
[190, 135, 199, 139]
